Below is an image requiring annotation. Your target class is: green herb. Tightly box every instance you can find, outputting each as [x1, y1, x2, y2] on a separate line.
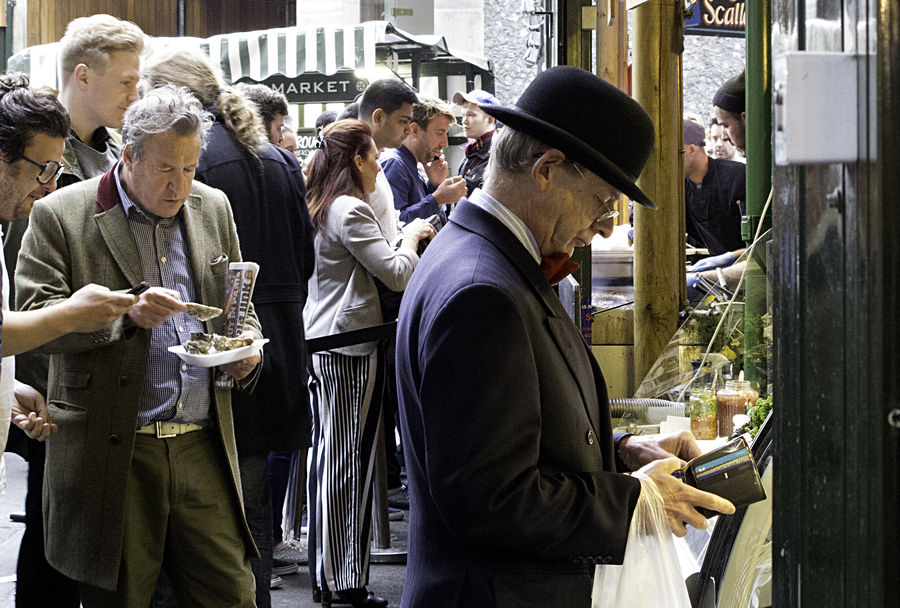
[747, 395, 773, 437]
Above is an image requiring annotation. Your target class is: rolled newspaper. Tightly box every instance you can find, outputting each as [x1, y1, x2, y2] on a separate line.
[216, 261, 260, 388]
[222, 261, 259, 337]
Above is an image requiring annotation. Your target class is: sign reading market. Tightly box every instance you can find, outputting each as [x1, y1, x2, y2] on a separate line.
[236, 70, 369, 104]
[685, 0, 745, 37]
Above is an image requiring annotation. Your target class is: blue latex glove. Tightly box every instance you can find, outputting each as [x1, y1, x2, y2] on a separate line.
[687, 251, 737, 273]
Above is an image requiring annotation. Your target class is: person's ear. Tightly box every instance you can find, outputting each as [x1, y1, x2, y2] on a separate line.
[408, 122, 421, 138]
[371, 108, 385, 126]
[73, 64, 90, 89]
[122, 144, 133, 169]
[354, 154, 363, 171]
[740, 111, 747, 124]
[531, 148, 567, 192]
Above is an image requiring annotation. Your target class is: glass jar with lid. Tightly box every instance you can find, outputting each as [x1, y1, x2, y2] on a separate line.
[716, 379, 759, 437]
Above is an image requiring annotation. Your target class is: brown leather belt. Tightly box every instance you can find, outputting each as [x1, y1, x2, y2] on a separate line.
[136, 422, 204, 439]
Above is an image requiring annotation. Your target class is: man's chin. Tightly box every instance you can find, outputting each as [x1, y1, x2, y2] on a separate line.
[14, 198, 37, 221]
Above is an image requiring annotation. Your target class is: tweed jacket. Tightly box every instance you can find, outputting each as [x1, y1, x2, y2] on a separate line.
[15, 167, 261, 591]
[303, 195, 418, 357]
[396, 199, 642, 607]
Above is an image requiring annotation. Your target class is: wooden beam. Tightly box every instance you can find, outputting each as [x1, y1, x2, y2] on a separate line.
[631, 0, 684, 383]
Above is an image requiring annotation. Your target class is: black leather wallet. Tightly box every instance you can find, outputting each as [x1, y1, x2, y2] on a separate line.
[680, 435, 767, 518]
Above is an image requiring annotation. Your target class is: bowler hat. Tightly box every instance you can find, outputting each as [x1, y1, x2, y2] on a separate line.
[479, 66, 657, 209]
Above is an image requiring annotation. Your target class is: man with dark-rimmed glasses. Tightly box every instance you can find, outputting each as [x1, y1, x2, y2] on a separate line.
[1, 71, 139, 438]
[0, 72, 139, 607]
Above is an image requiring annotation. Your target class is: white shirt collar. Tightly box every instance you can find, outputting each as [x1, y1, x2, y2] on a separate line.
[467, 188, 542, 264]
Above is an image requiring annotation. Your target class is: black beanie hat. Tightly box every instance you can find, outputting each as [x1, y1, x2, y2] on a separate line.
[713, 71, 745, 114]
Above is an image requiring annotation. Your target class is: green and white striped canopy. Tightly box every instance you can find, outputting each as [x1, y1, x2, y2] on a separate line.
[8, 20, 489, 91]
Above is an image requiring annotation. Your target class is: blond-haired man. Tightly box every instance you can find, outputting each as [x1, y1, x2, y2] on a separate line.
[381, 96, 467, 224]
[57, 13, 145, 187]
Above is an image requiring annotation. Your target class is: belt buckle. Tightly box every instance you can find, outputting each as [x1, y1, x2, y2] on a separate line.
[155, 421, 177, 439]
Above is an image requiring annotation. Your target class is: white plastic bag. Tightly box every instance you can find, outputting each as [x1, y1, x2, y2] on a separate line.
[591, 472, 693, 608]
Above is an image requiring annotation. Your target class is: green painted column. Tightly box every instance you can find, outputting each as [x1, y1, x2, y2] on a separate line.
[743, 0, 772, 395]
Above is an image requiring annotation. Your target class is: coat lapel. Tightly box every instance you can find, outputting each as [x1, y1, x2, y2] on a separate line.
[94, 166, 143, 286]
[450, 200, 604, 435]
[180, 192, 210, 305]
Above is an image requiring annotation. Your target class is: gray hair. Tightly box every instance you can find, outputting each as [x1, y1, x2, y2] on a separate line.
[122, 84, 213, 160]
[482, 125, 550, 188]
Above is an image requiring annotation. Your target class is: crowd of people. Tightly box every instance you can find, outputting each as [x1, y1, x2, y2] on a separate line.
[1, 13, 742, 608]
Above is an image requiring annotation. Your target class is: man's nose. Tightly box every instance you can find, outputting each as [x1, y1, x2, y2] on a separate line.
[43, 175, 59, 195]
[591, 217, 615, 239]
[171, 172, 188, 192]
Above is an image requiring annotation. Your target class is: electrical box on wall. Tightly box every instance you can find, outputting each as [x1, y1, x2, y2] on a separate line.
[773, 51, 858, 165]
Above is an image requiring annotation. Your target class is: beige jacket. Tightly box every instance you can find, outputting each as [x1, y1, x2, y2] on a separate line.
[303, 195, 417, 356]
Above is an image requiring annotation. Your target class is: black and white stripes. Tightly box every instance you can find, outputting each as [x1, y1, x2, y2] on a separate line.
[307, 349, 383, 593]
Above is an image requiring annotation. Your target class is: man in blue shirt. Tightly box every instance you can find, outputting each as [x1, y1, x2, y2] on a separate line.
[381, 96, 467, 225]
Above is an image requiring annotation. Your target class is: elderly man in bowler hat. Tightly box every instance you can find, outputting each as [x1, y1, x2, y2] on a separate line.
[395, 66, 734, 607]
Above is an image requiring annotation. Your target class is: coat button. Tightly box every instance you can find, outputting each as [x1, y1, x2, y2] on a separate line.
[586, 429, 595, 445]
[109, 435, 120, 445]
[118, 376, 128, 386]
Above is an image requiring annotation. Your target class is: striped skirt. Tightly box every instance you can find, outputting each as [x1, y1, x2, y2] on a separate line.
[307, 349, 382, 593]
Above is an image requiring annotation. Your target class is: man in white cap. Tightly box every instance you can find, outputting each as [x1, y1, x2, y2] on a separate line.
[452, 88, 500, 196]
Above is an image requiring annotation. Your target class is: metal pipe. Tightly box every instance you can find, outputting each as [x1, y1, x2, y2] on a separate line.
[632, 0, 684, 383]
[177, 0, 186, 37]
[4, 0, 15, 68]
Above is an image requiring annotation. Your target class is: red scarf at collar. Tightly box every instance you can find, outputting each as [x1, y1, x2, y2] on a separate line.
[540, 252, 580, 285]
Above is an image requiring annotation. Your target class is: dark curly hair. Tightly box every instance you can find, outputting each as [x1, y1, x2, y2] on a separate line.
[0, 73, 69, 162]
[305, 119, 374, 233]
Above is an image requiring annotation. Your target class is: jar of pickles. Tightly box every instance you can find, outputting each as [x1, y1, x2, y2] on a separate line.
[689, 386, 718, 440]
[716, 379, 759, 437]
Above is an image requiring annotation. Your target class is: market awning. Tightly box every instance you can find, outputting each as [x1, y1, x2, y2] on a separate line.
[7, 20, 492, 92]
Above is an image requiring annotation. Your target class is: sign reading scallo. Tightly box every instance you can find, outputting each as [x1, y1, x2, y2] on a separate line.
[684, 0, 745, 37]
